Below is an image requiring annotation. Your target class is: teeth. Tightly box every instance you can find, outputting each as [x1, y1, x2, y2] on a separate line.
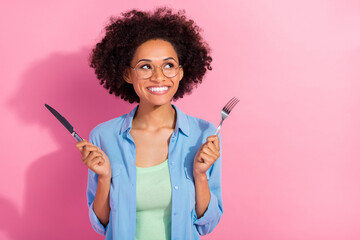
[148, 87, 169, 92]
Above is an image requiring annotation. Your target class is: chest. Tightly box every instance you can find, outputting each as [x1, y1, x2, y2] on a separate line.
[130, 128, 174, 167]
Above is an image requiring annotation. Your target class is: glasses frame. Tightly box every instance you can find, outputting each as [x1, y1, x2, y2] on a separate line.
[129, 61, 182, 80]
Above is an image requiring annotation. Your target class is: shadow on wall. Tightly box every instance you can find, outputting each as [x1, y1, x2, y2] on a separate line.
[0, 48, 134, 239]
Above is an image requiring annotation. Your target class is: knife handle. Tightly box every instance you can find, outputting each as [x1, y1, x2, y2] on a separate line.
[72, 132, 83, 142]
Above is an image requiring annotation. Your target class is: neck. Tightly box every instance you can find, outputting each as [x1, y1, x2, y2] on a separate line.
[132, 101, 176, 131]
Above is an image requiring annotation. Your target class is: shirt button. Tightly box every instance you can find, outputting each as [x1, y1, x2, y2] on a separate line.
[171, 161, 175, 166]
[174, 186, 179, 190]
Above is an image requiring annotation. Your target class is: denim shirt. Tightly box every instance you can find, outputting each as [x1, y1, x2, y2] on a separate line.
[87, 104, 223, 240]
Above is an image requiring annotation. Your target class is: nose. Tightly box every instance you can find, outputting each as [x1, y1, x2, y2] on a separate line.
[151, 65, 165, 82]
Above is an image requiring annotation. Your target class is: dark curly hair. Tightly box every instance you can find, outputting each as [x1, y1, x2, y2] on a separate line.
[89, 7, 212, 103]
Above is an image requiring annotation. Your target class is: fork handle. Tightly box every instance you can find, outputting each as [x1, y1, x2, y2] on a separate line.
[214, 119, 224, 135]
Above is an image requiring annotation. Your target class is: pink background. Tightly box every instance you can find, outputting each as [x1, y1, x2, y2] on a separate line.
[1, 0, 360, 239]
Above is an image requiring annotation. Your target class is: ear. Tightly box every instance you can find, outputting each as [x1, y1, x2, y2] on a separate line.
[179, 67, 184, 81]
[123, 68, 133, 84]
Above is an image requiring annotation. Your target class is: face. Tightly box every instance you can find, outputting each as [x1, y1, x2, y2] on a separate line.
[124, 39, 183, 107]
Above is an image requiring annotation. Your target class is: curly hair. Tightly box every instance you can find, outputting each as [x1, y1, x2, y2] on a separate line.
[90, 7, 212, 103]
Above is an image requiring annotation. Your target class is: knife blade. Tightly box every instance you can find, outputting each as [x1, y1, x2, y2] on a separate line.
[44, 104, 83, 142]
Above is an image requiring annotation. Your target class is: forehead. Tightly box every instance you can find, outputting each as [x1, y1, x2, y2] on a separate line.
[132, 39, 179, 63]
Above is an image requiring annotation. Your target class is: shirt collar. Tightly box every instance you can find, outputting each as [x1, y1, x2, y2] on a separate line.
[172, 104, 189, 137]
[119, 104, 189, 137]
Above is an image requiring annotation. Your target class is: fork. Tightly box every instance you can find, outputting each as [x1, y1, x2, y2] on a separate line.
[214, 97, 239, 135]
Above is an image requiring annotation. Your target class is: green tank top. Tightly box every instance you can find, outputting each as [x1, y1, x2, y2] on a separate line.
[136, 159, 172, 240]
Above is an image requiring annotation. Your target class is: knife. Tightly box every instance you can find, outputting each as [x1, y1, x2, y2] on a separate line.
[44, 104, 83, 142]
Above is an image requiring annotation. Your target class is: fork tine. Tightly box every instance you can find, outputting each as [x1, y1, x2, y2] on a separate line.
[226, 98, 239, 112]
[223, 97, 239, 113]
[223, 97, 236, 111]
[223, 99, 233, 112]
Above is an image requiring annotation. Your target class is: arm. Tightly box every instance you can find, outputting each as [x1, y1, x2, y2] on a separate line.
[93, 174, 111, 226]
[194, 174, 211, 218]
[76, 140, 112, 234]
[193, 134, 223, 235]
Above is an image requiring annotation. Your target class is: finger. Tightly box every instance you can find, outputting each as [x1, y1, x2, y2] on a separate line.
[84, 157, 104, 169]
[202, 145, 219, 160]
[96, 147, 106, 156]
[75, 140, 90, 151]
[198, 152, 216, 165]
[205, 141, 218, 154]
[82, 145, 99, 156]
[207, 135, 220, 151]
[93, 148, 108, 164]
[88, 156, 105, 168]
[83, 151, 102, 164]
[202, 152, 220, 165]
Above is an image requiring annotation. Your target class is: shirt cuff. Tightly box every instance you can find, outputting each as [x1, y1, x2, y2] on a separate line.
[89, 201, 108, 235]
[193, 191, 220, 226]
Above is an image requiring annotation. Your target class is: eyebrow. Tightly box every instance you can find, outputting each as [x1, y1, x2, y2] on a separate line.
[137, 57, 177, 64]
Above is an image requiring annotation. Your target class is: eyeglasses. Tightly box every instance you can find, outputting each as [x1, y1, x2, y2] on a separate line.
[129, 60, 182, 79]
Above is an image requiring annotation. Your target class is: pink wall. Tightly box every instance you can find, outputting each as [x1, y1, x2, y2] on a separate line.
[1, 0, 360, 239]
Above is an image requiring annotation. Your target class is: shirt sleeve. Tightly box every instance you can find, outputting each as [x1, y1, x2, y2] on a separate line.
[86, 131, 108, 236]
[193, 132, 223, 235]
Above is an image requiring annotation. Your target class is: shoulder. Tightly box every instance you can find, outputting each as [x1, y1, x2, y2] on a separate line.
[89, 114, 127, 146]
[175, 105, 216, 138]
[174, 104, 216, 131]
[90, 115, 125, 136]
[186, 114, 217, 135]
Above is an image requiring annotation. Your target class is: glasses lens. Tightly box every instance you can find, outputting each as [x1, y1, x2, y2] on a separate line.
[162, 61, 179, 78]
[136, 63, 153, 79]
[134, 61, 180, 79]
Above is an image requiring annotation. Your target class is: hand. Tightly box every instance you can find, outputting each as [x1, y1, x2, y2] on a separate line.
[193, 135, 220, 179]
[76, 140, 111, 180]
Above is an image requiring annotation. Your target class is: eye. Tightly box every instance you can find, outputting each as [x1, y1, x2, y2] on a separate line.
[138, 63, 152, 70]
[163, 62, 175, 69]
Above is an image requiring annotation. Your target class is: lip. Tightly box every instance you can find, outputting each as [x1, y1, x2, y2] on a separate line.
[146, 86, 171, 95]
[147, 85, 170, 88]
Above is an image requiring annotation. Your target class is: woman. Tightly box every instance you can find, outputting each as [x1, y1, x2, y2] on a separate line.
[76, 7, 223, 240]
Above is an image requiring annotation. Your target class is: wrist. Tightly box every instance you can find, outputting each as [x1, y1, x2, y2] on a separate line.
[193, 172, 207, 182]
[98, 173, 111, 182]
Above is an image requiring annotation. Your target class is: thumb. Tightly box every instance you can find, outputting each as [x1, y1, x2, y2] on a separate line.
[97, 148, 107, 157]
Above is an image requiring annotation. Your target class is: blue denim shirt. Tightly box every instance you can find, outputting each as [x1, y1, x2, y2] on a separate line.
[87, 104, 223, 240]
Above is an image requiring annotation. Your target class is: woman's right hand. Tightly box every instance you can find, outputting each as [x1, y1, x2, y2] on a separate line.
[76, 140, 111, 180]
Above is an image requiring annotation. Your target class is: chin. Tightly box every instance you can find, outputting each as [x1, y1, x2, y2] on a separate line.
[151, 99, 172, 107]
[140, 96, 172, 106]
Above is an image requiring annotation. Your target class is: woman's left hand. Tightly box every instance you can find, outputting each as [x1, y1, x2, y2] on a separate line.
[193, 135, 220, 179]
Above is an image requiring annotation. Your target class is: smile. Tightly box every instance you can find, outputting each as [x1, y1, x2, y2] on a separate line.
[146, 86, 170, 95]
